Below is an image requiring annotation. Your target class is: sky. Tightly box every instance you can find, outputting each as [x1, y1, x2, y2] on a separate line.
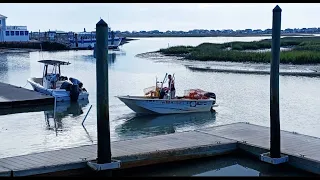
[1, 3, 320, 32]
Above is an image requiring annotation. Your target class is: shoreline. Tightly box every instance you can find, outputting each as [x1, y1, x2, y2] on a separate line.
[0, 48, 39, 54]
[0, 38, 138, 52]
[0, 34, 315, 52]
[120, 37, 138, 45]
[122, 33, 316, 38]
[186, 66, 320, 77]
[0, 41, 70, 51]
[137, 52, 320, 78]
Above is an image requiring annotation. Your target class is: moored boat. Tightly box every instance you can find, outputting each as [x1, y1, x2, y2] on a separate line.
[27, 60, 89, 102]
[70, 27, 122, 50]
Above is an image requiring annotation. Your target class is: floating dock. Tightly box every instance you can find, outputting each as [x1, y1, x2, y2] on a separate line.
[0, 122, 319, 176]
[0, 82, 54, 109]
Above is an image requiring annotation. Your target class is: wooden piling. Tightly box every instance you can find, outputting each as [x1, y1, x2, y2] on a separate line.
[95, 19, 112, 176]
[270, 5, 282, 158]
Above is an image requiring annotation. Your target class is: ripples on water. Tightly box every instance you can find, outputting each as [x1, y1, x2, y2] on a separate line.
[0, 37, 320, 158]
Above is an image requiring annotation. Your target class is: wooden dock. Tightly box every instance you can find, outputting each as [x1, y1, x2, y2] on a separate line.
[0, 82, 54, 109]
[0, 122, 319, 176]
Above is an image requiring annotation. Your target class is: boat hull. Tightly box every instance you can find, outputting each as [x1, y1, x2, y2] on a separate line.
[117, 96, 216, 115]
[70, 37, 122, 49]
[27, 78, 89, 102]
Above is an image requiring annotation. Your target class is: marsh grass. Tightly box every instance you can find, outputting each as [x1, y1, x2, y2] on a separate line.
[159, 37, 320, 64]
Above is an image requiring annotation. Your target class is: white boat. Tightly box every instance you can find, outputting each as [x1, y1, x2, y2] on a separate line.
[117, 74, 217, 115]
[27, 60, 89, 102]
[117, 96, 216, 114]
[69, 27, 122, 49]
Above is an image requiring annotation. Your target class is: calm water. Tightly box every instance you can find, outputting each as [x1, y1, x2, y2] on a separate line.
[0, 36, 320, 158]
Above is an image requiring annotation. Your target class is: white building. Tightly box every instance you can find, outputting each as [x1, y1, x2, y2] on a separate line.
[0, 14, 29, 42]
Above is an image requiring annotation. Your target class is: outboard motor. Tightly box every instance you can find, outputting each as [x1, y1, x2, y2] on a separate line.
[70, 84, 80, 101]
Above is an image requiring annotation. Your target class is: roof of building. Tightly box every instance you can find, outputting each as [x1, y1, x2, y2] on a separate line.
[0, 14, 7, 19]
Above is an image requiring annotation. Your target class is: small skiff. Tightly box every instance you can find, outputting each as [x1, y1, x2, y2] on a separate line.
[117, 73, 217, 115]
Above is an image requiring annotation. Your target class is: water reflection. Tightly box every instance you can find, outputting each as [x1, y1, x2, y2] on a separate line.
[194, 164, 259, 176]
[82, 53, 118, 66]
[115, 112, 216, 139]
[0, 52, 31, 86]
[115, 152, 313, 177]
[106, 50, 127, 65]
[44, 99, 89, 134]
[108, 53, 116, 65]
[192, 155, 310, 177]
[0, 53, 9, 82]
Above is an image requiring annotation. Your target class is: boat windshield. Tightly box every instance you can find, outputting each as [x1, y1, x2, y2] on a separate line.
[47, 65, 58, 75]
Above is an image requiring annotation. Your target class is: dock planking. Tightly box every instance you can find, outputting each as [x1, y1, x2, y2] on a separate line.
[0, 82, 54, 109]
[196, 122, 320, 175]
[0, 131, 236, 176]
[0, 122, 319, 176]
[0, 166, 11, 177]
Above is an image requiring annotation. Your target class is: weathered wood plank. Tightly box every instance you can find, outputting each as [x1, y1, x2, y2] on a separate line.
[14, 150, 91, 167]
[0, 158, 32, 170]
[111, 131, 233, 156]
[0, 131, 236, 176]
[0, 166, 11, 177]
[198, 123, 320, 150]
[0, 82, 53, 109]
[1, 122, 319, 176]
[0, 147, 96, 171]
[198, 122, 320, 174]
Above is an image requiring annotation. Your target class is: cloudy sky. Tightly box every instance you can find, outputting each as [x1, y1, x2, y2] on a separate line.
[0, 3, 319, 32]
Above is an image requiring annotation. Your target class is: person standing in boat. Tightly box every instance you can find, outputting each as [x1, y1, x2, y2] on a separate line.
[50, 74, 60, 89]
[69, 77, 86, 92]
[168, 74, 175, 99]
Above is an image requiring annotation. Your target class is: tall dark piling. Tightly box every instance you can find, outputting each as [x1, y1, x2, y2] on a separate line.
[95, 19, 112, 176]
[270, 5, 282, 158]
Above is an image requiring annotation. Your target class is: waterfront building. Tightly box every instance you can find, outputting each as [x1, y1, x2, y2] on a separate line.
[0, 14, 29, 42]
